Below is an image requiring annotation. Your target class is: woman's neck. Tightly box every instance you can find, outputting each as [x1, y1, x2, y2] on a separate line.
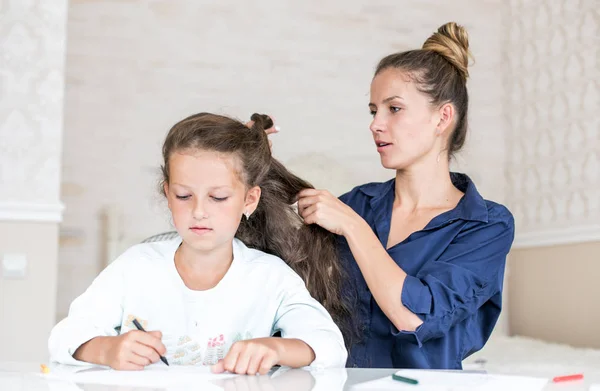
[174, 241, 234, 291]
[394, 157, 460, 211]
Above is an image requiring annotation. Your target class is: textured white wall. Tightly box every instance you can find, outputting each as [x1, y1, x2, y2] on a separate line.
[0, 0, 67, 361]
[58, 1, 508, 321]
[0, 0, 65, 212]
[504, 0, 599, 248]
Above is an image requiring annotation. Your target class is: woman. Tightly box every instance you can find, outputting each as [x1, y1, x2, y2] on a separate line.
[262, 22, 514, 370]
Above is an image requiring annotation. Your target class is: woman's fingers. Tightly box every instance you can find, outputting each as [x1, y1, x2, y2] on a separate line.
[299, 204, 320, 222]
[297, 188, 322, 198]
[264, 125, 279, 135]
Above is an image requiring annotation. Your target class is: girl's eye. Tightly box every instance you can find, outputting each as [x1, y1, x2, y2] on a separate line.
[176, 195, 191, 200]
[369, 110, 377, 116]
[211, 197, 228, 202]
[390, 106, 401, 113]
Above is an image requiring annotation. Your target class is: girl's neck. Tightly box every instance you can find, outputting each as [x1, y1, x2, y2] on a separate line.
[174, 241, 234, 291]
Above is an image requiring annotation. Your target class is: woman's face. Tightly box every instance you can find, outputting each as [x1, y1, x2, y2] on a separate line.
[369, 67, 445, 170]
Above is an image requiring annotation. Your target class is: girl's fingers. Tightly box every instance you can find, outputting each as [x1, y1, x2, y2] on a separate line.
[211, 360, 225, 374]
[222, 344, 242, 373]
[258, 351, 278, 375]
[233, 348, 253, 375]
[245, 353, 264, 376]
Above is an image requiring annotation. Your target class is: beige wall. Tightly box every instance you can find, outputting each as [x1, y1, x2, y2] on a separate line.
[59, 0, 509, 321]
[0, 222, 59, 361]
[508, 241, 600, 349]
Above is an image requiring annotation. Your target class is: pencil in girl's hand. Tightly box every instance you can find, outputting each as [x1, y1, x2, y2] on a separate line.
[132, 318, 169, 366]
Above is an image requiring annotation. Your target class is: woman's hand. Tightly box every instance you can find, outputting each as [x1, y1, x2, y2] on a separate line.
[297, 189, 364, 236]
[245, 115, 279, 149]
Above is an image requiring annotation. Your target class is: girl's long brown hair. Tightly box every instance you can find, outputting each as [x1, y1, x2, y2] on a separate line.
[161, 112, 356, 346]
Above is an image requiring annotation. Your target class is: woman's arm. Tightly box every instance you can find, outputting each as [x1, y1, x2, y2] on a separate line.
[298, 189, 514, 344]
[298, 189, 422, 332]
[344, 218, 425, 331]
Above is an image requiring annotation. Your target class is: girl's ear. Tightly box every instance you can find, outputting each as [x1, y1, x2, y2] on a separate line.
[163, 183, 171, 209]
[244, 186, 262, 217]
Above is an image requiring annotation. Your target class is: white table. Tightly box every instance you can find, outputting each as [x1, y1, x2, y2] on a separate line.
[0, 362, 593, 390]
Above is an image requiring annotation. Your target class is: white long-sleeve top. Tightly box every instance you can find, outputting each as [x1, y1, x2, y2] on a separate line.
[49, 238, 347, 368]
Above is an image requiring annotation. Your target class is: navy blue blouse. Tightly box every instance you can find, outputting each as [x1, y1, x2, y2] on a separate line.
[339, 173, 514, 369]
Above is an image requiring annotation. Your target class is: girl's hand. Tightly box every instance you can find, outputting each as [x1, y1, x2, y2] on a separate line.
[74, 330, 166, 370]
[211, 338, 282, 376]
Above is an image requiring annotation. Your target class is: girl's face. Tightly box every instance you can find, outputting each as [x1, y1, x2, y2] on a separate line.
[164, 149, 260, 254]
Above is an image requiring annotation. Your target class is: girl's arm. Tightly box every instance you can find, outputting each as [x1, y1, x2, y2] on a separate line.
[212, 263, 347, 375]
[269, 266, 347, 368]
[49, 258, 126, 365]
[48, 246, 165, 369]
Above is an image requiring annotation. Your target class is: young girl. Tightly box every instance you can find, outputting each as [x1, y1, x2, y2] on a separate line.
[48, 113, 348, 374]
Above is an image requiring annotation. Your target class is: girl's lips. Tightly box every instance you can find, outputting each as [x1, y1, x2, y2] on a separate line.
[190, 227, 212, 235]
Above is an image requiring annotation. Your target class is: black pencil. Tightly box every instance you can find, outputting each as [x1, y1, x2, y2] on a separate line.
[132, 318, 169, 366]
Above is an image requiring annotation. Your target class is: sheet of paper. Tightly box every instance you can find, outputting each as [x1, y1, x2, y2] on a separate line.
[350, 369, 548, 391]
[39, 363, 235, 390]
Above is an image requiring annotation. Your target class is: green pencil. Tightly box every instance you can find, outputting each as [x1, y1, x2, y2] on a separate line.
[392, 373, 419, 385]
